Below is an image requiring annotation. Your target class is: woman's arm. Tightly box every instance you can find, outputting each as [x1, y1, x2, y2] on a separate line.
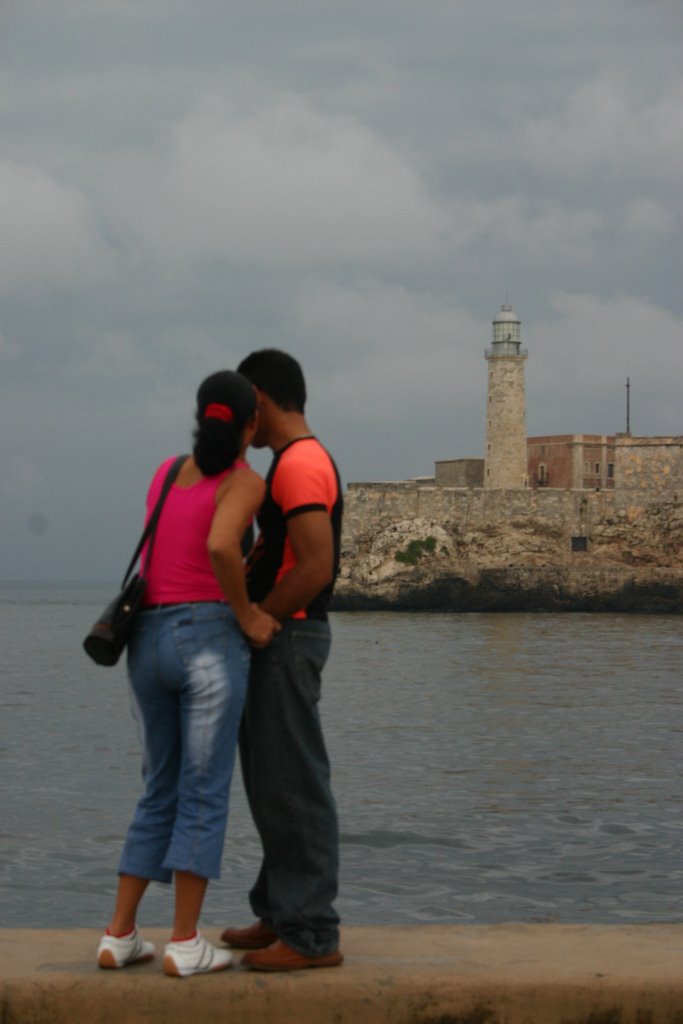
[207, 468, 280, 647]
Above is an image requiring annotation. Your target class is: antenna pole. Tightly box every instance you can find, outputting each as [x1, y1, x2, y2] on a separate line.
[626, 377, 631, 435]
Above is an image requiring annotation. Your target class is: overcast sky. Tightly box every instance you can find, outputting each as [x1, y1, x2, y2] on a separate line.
[1, 0, 681, 580]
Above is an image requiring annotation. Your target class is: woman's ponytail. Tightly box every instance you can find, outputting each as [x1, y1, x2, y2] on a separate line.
[192, 371, 256, 477]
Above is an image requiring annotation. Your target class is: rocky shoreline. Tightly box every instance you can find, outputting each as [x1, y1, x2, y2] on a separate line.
[332, 564, 683, 613]
[335, 490, 683, 612]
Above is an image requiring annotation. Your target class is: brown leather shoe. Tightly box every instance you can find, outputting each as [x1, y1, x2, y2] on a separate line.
[220, 920, 277, 949]
[241, 940, 343, 972]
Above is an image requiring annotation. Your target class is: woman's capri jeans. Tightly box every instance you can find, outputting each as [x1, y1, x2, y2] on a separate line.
[118, 602, 250, 882]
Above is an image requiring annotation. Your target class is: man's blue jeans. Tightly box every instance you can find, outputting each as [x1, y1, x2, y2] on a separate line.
[119, 603, 249, 882]
[239, 619, 340, 956]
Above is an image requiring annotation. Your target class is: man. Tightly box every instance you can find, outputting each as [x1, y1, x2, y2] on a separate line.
[221, 349, 344, 971]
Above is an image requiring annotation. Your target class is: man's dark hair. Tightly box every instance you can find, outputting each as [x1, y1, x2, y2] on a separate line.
[237, 349, 306, 413]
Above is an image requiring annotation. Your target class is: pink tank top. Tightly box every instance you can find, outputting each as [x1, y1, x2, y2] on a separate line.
[141, 455, 249, 606]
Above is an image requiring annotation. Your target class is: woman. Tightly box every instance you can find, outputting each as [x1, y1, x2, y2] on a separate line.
[97, 370, 279, 978]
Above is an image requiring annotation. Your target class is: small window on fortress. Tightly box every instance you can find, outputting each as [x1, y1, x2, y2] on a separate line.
[571, 536, 588, 553]
[608, 463, 614, 478]
[595, 462, 600, 475]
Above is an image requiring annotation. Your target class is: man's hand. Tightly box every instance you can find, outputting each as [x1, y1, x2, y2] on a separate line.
[240, 603, 281, 648]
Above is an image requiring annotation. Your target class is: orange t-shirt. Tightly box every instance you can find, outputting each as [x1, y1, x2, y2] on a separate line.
[246, 437, 343, 620]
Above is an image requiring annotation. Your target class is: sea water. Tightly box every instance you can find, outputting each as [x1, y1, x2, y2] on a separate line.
[0, 582, 681, 927]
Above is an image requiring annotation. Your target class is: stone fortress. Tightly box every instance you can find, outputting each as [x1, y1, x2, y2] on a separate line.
[334, 304, 683, 611]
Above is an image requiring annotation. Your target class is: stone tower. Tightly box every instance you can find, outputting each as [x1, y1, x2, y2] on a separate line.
[484, 303, 528, 489]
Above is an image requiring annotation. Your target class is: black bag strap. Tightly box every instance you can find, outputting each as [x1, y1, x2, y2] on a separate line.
[121, 454, 188, 587]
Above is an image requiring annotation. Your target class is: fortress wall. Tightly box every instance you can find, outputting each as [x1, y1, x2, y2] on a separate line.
[343, 483, 616, 547]
[342, 431, 683, 569]
[614, 436, 683, 497]
[344, 436, 683, 548]
[434, 458, 484, 487]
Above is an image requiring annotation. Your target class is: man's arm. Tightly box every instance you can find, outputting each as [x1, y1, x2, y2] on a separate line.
[258, 509, 334, 622]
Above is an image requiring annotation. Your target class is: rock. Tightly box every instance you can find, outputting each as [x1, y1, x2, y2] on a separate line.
[334, 505, 683, 612]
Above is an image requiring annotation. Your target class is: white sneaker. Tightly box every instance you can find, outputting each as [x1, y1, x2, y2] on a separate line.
[97, 928, 155, 969]
[163, 932, 233, 978]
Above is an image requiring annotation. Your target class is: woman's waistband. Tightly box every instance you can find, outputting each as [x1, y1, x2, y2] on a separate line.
[142, 599, 228, 611]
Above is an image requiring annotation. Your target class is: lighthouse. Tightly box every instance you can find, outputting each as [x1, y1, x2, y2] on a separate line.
[484, 303, 528, 489]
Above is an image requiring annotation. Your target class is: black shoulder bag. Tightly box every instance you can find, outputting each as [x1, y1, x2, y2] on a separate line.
[83, 455, 187, 667]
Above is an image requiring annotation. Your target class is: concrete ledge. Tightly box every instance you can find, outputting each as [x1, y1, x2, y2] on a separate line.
[1, 925, 682, 1024]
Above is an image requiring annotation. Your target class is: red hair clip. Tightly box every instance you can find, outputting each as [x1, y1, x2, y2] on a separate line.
[204, 402, 234, 423]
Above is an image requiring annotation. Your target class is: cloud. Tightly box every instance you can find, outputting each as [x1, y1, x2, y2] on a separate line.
[67, 329, 150, 380]
[522, 73, 683, 187]
[444, 196, 607, 273]
[0, 328, 20, 360]
[526, 292, 683, 437]
[0, 159, 114, 297]
[0, 0, 681, 578]
[0, 455, 47, 504]
[292, 277, 486, 466]
[622, 199, 673, 240]
[100, 89, 442, 273]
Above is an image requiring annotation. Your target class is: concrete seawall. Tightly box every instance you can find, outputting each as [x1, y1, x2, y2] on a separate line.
[2, 925, 682, 1023]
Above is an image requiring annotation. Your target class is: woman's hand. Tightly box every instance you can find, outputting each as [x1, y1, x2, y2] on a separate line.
[239, 603, 281, 648]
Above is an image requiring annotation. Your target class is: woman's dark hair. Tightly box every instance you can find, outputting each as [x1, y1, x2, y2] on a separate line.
[237, 349, 306, 412]
[193, 370, 256, 476]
